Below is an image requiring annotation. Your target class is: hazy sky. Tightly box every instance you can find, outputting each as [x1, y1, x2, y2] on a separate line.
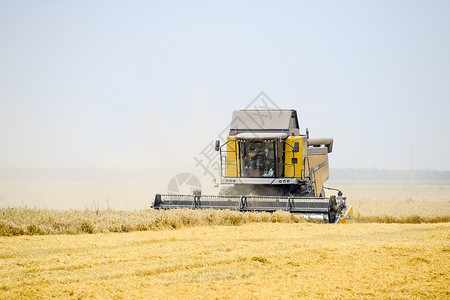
[1, 0, 450, 172]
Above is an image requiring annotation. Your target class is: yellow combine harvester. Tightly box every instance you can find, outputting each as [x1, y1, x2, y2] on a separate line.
[153, 109, 353, 223]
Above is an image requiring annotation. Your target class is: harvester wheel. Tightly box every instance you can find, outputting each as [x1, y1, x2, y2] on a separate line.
[328, 195, 338, 223]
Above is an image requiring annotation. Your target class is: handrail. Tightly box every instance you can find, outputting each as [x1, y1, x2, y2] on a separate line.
[219, 139, 239, 177]
[302, 156, 318, 196]
[311, 169, 318, 197]
[302, 156, 310, 180]
[281, 140, 297, 178]
[219, 139, 300, 179]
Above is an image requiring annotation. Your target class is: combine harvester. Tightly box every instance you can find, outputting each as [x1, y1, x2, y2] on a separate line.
[153, 109, 353, 223]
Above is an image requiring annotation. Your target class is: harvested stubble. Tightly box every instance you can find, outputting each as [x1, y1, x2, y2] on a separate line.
[0, 222, 448, 299]
[0, 208, 306, 236]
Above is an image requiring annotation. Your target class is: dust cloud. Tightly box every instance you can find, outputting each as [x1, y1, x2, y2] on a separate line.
[1, 167, 449, 211]
[0, 167, 220, 210]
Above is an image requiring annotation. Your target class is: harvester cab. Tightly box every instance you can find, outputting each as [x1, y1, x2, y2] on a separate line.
[153, 109, 353, 223]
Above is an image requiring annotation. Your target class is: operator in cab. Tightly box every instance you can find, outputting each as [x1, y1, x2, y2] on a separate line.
[248, 141, 272, 177]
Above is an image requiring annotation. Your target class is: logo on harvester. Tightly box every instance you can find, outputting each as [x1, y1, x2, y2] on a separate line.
[167, 173, 202, 195]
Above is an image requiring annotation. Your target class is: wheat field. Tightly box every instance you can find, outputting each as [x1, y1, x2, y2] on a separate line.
[335, 184, 450, 217]
[2, 184, 450, 237]
[1, 222, 448, 299]
[1, 184, 449, 298]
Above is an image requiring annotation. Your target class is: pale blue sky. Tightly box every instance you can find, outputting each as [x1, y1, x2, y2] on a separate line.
[1, 0, 449, 171]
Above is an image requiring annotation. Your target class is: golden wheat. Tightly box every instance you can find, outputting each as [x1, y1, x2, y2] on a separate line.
[0, 222, 448, 299]
[357, 215, 450, 223]
[335, 184, 450, 217]
[0, 208, 309, 236]
[2, 207, 450, 236]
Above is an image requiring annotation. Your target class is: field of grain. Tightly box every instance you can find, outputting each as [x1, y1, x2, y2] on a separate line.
[2, 184, 449, 237]
[1, 184, 449, 298]
[334, 184, 450, 217]
[1, 222, 449, 299]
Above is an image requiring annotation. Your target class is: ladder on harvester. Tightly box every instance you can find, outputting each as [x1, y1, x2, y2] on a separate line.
[302, 157, 318, 196]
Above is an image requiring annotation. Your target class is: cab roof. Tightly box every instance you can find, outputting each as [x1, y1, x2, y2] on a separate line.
[229, 110, 299, 135]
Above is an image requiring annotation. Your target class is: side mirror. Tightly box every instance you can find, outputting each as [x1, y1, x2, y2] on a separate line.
[215, 140, 220, 151]
[293, 141, 299, 153]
